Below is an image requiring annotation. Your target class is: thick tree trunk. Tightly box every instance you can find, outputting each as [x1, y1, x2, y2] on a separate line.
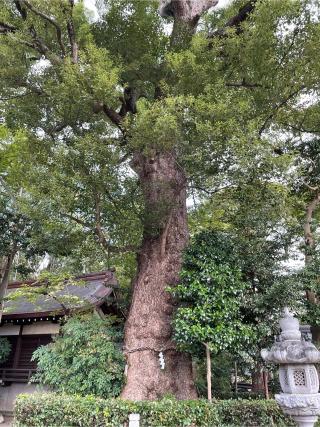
[121, 152, 197, 400]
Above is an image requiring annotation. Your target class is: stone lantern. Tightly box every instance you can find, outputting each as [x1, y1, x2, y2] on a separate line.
[261, 308, 320, 427]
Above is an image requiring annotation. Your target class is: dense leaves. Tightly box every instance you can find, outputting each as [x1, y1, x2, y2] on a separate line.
[170, 231, 252, 355]
[15, 393, 295, 427]
[0, 337, 11, 364]
[32, 314, 125, 398]
[0, 0, 319, 277]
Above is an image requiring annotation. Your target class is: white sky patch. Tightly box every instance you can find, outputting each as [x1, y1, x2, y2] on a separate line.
[37, 253, 51, 273]
[84, 0, 99, 21]
[29, 58, 51, 76]
[296, 91, 320, 110]
[216, 0, 234, 10]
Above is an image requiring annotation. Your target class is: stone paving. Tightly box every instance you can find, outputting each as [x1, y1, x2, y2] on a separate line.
[1, 416, 13, 427]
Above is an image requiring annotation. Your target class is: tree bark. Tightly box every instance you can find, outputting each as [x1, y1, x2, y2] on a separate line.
[121, 152, 197, 400]
[252, 365, 264, 393]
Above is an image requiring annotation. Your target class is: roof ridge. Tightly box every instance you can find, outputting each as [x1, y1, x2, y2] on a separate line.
[7, 270, 115, 289]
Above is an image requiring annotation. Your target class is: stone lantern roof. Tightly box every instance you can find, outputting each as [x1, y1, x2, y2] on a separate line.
[261, 308, 320, 365]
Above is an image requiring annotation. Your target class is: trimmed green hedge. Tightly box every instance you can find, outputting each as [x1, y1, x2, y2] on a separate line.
[14, 392, 295, 427]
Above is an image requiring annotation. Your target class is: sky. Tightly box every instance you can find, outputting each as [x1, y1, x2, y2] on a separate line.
[216, 0, 233, 9]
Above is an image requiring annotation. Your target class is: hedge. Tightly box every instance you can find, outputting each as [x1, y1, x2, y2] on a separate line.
[14, 392, 296, 427]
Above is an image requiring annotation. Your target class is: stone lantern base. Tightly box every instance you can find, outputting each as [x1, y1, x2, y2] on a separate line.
[294, 415, 318, 427]
[275, 393, 320, 427]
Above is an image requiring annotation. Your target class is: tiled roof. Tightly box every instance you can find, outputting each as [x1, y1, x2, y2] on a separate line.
[3, 271, 117, 319]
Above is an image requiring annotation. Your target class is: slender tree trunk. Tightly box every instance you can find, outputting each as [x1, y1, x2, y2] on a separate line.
[0, 251, 16, 323]
[121, 152, 197, 400]
[304, 192, 320, 266]
[304, 192, 320, 304]
[205, 343, 212, 402]
[234, 362, 238, 395]
[263, 371, 269, 399]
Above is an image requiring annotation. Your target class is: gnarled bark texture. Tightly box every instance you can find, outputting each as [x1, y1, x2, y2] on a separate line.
[121, 152, 197, 400]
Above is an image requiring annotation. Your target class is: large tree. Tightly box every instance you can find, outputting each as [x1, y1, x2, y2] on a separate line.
[0, 0, 319, 399]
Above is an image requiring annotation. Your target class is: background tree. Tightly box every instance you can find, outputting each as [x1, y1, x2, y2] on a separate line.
[170, 231, 252, 401]
[188, 175, 302, 393]
[0, 184, 40, 319]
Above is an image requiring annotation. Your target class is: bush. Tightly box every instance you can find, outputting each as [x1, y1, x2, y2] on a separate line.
[217, 399, 295, 427]
[0, 337, 11, 363]
[14, 393, 296, 427]
[31, 314, 125, 398]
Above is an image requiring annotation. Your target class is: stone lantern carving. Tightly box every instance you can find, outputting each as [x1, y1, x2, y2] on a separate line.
[261, 308, 320, 427]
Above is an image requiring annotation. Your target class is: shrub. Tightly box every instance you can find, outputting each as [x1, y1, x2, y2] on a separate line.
[14, 393, 297, 427]
[217, 399, 295, 427]
[0, 337, 11, 363]
[31, 313, 125, 398]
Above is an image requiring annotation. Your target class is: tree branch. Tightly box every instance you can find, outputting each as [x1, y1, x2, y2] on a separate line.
[209, 0, 257, 38]
[0, 92, 33, 101]
[304, 183, 319, 192]
[22, 0, 66, 56]
[66, 0, 78, 63]
[286, 123, 320, 135]
[94, 192, 111, 254]
[14, 0, 28, 19]
[159, 0, 218, 22]
[102, 103, 124, 130]
[12, 0, 62, 64]
[226, 79, 265, 90]
[191, 184, 235, 195]
[0, 22, 17, 34]
[60, 212, 91, 228]
[259, 87, 305, 136]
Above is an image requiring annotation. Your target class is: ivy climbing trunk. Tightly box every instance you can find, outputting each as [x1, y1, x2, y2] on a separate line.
[121, 152, 197, 400]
